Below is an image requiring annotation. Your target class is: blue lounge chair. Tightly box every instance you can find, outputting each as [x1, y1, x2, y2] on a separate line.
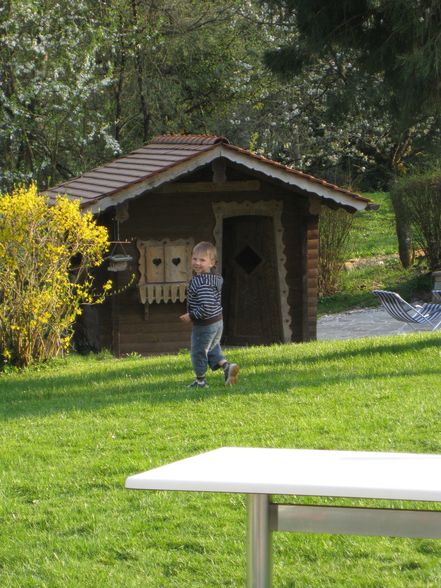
[373, 290, 441, 331]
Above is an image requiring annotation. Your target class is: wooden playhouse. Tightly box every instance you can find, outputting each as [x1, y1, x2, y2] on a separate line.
[44, 135, 372, 355]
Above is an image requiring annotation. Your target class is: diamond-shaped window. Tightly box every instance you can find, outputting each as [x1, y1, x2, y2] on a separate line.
[235, 246, 262, 274]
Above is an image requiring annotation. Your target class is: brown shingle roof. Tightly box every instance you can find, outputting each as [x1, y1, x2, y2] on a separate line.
[151, 134, 228, 145]
[43, 135, 225, 205]
[42, 134, 371, 211]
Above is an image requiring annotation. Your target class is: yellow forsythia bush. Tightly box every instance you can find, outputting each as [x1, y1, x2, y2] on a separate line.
[0, 184, 111, 367]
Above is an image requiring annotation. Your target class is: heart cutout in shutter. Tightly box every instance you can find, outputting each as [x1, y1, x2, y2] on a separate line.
[172, 257, 181, 266]
[153, 258, 162, 266]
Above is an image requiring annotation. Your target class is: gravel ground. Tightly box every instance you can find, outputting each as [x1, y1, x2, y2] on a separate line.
[317, 306, 434, 340]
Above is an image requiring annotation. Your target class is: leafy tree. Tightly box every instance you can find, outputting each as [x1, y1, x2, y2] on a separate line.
[93, 0, 265, 150]
[1, 0, 274, 191]
[220, 4, 440, 190]
[263, 0, 441, 128]
[0, 0, 116, 191]
[260, 0, 441, 267]
[0, 184, 111, 367]
[391, 169, 441, 272]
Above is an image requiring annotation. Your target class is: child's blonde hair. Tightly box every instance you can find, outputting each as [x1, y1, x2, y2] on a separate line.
[192, 241, 218, 263]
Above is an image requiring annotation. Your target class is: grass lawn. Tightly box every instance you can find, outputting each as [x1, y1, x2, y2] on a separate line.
[349, 192, 398, 258]
[318, 258, 432, 315]
[318, 192, 433, 315]
[2, 335, 441, 587]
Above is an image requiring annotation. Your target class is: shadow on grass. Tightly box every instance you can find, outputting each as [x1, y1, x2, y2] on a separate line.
[1, 334, 440, 420]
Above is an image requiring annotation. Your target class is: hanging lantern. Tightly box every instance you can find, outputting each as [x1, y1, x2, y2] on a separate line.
[106, 217, 133, 272]
[107, 252, 133, 272]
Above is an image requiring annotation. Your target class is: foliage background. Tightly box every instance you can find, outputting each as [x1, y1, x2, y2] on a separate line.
[2, 0, 441, 194]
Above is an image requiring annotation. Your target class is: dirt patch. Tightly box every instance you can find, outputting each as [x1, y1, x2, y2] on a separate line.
[343, 254, 399, 271]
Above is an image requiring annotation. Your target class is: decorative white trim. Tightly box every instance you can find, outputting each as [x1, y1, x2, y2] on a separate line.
[88, 145, 369, 215]
[212, 200, 291, 342]
[217, 146, 367, 210]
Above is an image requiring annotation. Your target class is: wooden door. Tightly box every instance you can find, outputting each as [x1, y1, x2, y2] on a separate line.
[222, 215, 283, 345]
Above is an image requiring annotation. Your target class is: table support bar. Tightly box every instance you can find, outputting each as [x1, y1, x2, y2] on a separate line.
[247, 494, 272, 588]
[270, 504, 441, 538]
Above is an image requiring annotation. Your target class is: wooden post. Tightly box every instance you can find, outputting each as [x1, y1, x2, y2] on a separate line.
[111, 272, 121, 357]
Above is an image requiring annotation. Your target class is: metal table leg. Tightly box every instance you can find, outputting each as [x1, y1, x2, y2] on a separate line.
[247, 494, 272, 588]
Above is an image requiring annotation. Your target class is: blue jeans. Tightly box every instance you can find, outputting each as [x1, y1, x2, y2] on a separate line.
[191, 320, 225, 377]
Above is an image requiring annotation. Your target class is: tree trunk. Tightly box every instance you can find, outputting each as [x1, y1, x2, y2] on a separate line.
[131, 0, 150, 142]
[391, 193, 414, 268]
[389, 134, 414, 268]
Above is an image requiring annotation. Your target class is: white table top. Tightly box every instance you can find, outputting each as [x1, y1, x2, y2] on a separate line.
[125, 447, 441, 502]
[126, 447, 441, 501]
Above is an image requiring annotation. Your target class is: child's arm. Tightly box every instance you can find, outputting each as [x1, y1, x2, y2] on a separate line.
[179, 313, 191, 323]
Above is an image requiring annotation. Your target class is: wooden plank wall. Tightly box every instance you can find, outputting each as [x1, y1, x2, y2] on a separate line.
[114, 278, 192, 355]
[90, 173, 315, 355]
[105, 190, 217, 355]
[303, 214, 320, 341]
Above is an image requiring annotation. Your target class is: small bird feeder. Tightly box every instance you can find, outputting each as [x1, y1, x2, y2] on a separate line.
[106, 216, 133, 272]
[107, 252, 132, 272]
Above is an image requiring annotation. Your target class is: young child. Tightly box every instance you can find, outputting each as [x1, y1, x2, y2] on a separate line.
[179, 241, 240, 388]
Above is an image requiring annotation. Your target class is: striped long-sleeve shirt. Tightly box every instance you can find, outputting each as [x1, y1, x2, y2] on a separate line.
[186, 273, 223, 325]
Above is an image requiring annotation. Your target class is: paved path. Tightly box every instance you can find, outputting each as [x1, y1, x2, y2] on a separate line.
[317, 306, 432, 340]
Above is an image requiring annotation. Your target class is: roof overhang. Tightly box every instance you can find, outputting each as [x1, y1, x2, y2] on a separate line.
[87, 144, 370, 214]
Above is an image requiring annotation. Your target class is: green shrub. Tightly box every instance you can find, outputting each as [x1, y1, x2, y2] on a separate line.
[0, 185, 111, 367]
[318, 207, 354, 296]
[391, 169, 441, 271]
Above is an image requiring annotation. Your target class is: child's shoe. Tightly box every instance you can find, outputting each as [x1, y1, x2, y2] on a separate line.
[223, 362, 240, 385]
[187, 378, 208, 388]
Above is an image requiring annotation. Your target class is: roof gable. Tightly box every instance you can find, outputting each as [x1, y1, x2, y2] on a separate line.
[43, 134, 371, 212]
